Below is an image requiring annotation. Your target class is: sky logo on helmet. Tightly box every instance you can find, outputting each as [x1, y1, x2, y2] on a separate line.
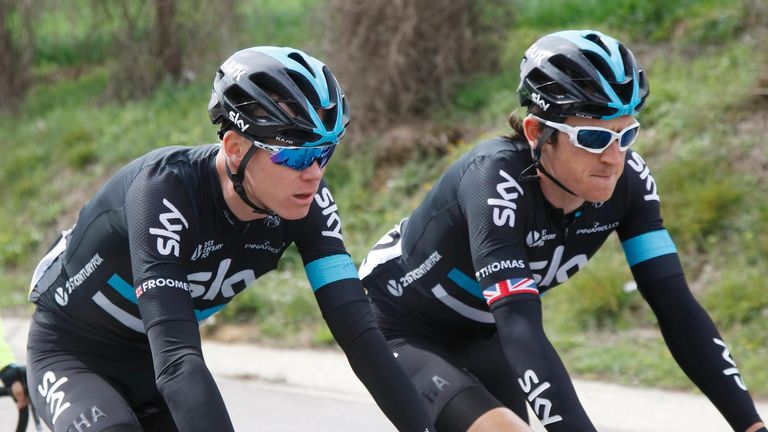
[229, 111, 251, 133]
[531, 93, 550, 111]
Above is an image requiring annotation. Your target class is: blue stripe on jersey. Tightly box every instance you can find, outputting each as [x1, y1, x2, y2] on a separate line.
[305, 254, 359, 292]
[622, 229, 677, 267]
[108, 274, 138, 304]
[447, 268, 484, 299]
[110, 273, 227, 322]
[195, 304, 226, 321]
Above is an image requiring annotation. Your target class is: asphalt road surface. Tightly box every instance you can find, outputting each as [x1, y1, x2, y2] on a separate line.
[1, 317, 765, 431]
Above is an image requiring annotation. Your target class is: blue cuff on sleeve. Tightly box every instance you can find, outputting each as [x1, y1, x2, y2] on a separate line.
[622, 229, 677, 267]
[305, 254, 359, 292]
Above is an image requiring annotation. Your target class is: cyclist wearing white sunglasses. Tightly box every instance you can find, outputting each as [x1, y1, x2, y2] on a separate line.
[359, 30, 765, 432]
[26, 47, 435, 432]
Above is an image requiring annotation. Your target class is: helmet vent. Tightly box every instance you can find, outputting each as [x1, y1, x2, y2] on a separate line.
[584, 33, 611, 56]
[613, 80, 635, 104]
[549, 55, 603, 98]
[526, 68, 555, 90]
[582, 51, 617, 83]
[550, 55, 590, 82]
[224, 85, 254, 107]
[287, 70, 320, 107]
[320, 67, 339, 130]
[287, 52, 316, 78]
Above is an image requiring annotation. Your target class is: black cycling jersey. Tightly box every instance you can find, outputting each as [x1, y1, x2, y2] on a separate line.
[361, 137, 763, 431]
[361, 137, 671, 334]
[30, 144, 351, 342]
[27, 144, 434, 432]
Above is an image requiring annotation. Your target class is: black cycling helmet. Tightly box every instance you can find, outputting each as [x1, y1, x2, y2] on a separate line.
[517, 30, 649, 120]
[208, 46, 350, 147]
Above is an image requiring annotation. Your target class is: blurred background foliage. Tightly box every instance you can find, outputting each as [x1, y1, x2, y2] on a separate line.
[0, 0, 766, 394]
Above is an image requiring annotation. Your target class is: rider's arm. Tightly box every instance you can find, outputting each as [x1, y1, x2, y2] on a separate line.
[297, 183, 434, 432]
[313, 273, 434, 431]
[125, 167, 234, 432]
[454, 154, 596, 430]
[618, 153, 764, 431]
[629, 249, 765, 432]
[490, 294, 597, 431]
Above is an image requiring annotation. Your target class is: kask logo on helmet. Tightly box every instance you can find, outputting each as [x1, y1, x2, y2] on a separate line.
[525, 45, 549, 67]
[221, 58, 247, 81]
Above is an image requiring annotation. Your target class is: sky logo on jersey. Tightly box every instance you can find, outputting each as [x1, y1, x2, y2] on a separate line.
[518, 369, 563, 426]
[314, 187, 343, 240]
[482, 278, 538, 305]
[487, 170, 524, 228]
[149, 199, 189, 257]
[713, 337, 747, 391]
[627, 152, 659, 202]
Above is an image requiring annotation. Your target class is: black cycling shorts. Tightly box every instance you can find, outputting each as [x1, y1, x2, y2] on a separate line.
[380, 318, 528, 430]
[26, 308, 177, 432]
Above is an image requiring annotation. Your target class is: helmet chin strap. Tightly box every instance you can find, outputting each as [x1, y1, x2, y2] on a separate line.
[518, 126, 579, 197]
[225, 145, 277, 216]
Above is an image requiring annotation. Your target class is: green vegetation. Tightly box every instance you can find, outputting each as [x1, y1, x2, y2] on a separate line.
[1, 0, 766, 396]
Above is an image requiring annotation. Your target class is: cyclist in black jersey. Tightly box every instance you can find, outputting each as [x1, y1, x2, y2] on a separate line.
[0, 316, 27, 410]
[360, 30, 766, 432]
[26, 46, 434, 432]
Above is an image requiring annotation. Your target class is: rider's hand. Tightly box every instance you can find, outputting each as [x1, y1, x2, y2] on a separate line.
[0, 364, 28, 409]
[10, 380, 27, 409]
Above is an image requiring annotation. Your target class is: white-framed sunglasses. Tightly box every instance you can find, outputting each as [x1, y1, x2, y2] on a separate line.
[529, 114, 641, 154]
[251, 140, 337, 171]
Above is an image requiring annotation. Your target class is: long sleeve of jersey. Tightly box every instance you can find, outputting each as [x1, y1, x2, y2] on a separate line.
[139, 291, 234, 432]
[315, 279, 435, 431]
[126, 167, 234, 432]
[491, 296, 597, 431]
[298, 184, 433, 431]
[452, 152, 597, 430]
[617, 152, 763, 431]
[630, 252, 764, 431]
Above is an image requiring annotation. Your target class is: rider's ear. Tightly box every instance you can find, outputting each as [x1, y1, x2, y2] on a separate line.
[522, 116, 541, 149]
[221, 131, 249, 166]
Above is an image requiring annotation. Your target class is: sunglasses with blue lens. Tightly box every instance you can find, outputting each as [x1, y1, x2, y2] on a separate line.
[530, 115, 641, 154]
[252, 140, 337, 171]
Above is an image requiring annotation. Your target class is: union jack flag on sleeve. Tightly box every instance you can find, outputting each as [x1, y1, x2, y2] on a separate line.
[482, 278, 539, 306]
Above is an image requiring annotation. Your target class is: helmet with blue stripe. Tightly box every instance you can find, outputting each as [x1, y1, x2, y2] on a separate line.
[517, 30, 649, 120]
[208, 46, 350, 147]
